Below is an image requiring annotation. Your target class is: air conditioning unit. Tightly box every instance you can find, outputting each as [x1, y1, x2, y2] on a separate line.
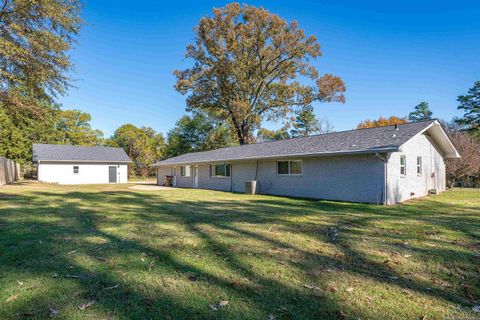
[429, 189, 438, 194]
[245, 181, 258, 194]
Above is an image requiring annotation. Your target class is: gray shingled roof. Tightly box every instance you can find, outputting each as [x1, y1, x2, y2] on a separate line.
[33, 144, 131, 162]
[154, 120, 437, 166]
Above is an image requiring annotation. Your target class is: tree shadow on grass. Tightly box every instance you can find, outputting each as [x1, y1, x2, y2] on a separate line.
[0, 187, 479, 319]
[0, 191, 350, 319]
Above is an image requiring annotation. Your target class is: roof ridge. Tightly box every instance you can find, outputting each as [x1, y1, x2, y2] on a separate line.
[33, 143, 123, 150]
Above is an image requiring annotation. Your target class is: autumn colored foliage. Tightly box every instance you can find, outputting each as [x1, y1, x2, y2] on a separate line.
[357, 116, 408, 129]
[175, 3, 345, 145]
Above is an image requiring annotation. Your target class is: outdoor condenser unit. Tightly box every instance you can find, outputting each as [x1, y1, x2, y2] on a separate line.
[245, 180, 258, 195]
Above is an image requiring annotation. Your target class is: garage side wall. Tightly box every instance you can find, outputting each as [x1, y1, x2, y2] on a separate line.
[38, 162, 128, 184]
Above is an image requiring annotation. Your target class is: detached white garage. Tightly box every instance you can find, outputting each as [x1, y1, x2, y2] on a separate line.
[33, 144, 131, 184]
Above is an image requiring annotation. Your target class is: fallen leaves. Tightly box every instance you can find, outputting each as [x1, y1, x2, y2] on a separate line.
[303, 284, 321, 290]
[48, 307, 59, 318]
[103, 284, 119, 291]
[78, 300, 95, 311]
[278, 306, 287, 314]
[209, 300, 228, 311]
[326, 284, 338, 293]
[5, 294, 17, 303]
[401, 288, 414, 296]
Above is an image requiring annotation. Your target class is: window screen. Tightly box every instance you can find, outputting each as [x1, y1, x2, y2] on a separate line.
[210, 164, 231, 177]
[400, 156, 406, 176]
[277, 161, 289, 175]
[180, 166, 191, 177]
[417, 157, 422, 175]
[277, 160, 303, 175]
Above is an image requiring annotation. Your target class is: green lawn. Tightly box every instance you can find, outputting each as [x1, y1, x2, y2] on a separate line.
[0, 182, 479, 320]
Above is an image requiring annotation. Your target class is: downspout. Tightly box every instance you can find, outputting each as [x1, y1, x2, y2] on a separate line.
[230, 163, 233, 192]
[384, 155, 388, 205]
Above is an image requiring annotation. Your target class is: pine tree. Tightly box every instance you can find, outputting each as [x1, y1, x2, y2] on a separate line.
[455, 81, 480, 137]
[408, 102, 433, 122]
[290, 106, 321, 137]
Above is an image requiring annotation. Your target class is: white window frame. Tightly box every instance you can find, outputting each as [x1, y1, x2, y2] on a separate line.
[180, 165, 191, 177]
[400, 155, 406, 177]
[73, 165, 79, 174]
[210, 163, 231, 178]
[417, 157, 422, 176]
[277, 160, 303, 176]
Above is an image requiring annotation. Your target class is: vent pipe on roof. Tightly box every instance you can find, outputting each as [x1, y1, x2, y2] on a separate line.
[394, 124, 399, 131]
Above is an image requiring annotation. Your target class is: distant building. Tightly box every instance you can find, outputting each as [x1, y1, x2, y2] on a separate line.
[33, 144, 131, 184]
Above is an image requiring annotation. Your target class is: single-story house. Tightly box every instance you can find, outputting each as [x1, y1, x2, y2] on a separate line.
[153, 120, 460, 204]
[33, 144, 130, 184]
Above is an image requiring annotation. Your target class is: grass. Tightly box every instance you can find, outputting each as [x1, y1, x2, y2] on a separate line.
[0, 182, 479, 320]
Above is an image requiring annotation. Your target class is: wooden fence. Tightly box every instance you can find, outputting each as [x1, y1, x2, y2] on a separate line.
[0, 156, 20, 185]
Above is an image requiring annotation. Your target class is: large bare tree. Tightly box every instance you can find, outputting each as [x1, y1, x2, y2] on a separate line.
[446, 132, 480, 187]
[174, 3, 345, 144]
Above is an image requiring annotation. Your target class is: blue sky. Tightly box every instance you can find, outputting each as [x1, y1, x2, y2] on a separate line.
[59, 0, 480, 137]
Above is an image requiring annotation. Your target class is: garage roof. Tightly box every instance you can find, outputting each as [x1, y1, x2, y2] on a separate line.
[33, 144, 131, 162]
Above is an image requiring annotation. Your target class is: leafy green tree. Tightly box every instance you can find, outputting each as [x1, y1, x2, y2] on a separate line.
[0, 98, 60, 162]
[56, 109, 104, 146]
[166, 112, 236, 157]
[290, 105, 321, 137]
[0, 0, 82, 113]
[408, 102, 433, 122]
[455, 81, 480, 137]
[0, 0, 84, 164]
[108, 124, 166, 177]
[0, 107, 26, 160]
[174, 3, 345, 145]
[256, 128, 290, 142]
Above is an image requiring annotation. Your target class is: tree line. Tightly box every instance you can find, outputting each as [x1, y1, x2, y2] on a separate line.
[0, 1, 478, 184]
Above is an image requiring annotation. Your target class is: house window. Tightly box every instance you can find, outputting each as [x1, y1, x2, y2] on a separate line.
[210, 164, 231, 177]
[417, 157, 422, 175]
[277, 160, 303, 175]
[180, 165, 191, 177]
[73, 166, 79, 174]
[400, 156, 406, 176]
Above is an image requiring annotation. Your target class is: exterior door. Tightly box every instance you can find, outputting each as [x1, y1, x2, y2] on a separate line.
[193, 165, 199, 188]
[109, 166, 117, 183]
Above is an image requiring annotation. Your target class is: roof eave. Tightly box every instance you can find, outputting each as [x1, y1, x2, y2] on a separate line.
[151, 147, 398, 167]
[405, 120, 461, 159]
